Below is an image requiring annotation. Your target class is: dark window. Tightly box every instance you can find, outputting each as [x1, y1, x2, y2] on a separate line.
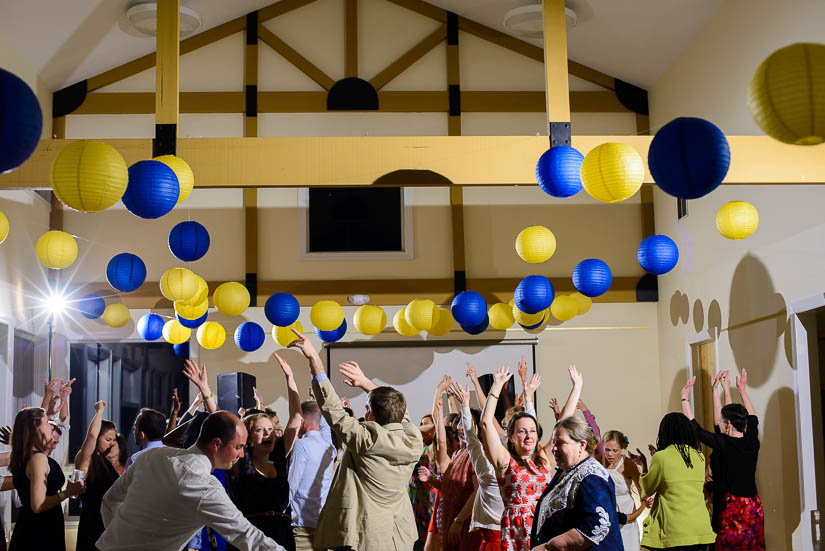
[308, 187, 403, 252]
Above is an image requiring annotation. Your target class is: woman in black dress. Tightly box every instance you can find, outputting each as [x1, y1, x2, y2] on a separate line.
[8, 407, 84, 551]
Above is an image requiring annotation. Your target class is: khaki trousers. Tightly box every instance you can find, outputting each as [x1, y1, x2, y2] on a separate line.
[293, 525, 324, 551]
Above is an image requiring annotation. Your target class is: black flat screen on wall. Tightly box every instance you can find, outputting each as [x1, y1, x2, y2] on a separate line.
[308, 187, 403, 252]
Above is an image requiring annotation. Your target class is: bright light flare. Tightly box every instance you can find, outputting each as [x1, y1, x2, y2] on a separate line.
[42, 292, 68, 317]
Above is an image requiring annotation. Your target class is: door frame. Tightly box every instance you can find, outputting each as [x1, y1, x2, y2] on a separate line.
[685, 328, 720, 426]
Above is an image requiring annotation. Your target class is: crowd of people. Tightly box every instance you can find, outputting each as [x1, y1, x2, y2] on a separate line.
[0, 330, 765, 551]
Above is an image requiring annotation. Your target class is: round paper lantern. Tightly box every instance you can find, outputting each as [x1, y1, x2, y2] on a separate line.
[516, 226, 556, 264]
[163, 319, 191, 345]
[122, 160, 180, 219]
[51, 141, 128, 212]
[197, 321, 226, 350]
[154, 155, 194, 203]
[514, 275, 554, 314]
[213, 282, 250, 316]
[393, 308, 420, 337]
[637, 235, 679, 275]
[520, 313, 547, 331]
[428, 308, 454, 336]
[353, 305, 386, 335]
[177, 312, 207, 329]
[648, 117, 730, 199]
[264, 293, 300, 326]
[137, 313, 165, 341]
[318, 319, 347, 343]
[175, 299, 208, 321]
[103, 304, 130, 328]
[451, 291, 487, 327]
[405, 299, 438, 331]
[573, 259, 612, 297]
[0, 68, 42, 174]
[168, 221, 210, 262]
[160, 268, 198, 302]
[0, 211, 7, 244]
[571, 292, 592, 316]
[106, 253, 147, 293]
[235, 321, 266, 352]
[76, 294, 105, 319]
[173, 342, 190, 358]
[536, 145, 584, 198]
[749, 43, 825, 145]
[310, 300, 345, 332]
[513, 305, 547, 326]
[488, 303, 515, 330]
[35, 230, 77, 269]
[273, 321, 303, 347]
[179, 275, 208, 307]
[550, 295, 578, 322]
[716, 201, 759, 240]
[461, 315, 489, 335]
[581, 143, 644, 203]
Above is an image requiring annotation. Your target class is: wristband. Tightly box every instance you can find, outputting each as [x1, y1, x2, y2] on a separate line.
[489, 393, 499, 400]
[201, 391, 214, 401]
[680, 398, 688, 402]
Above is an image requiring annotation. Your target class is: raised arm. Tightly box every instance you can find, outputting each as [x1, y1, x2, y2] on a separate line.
[58, 378, 75, 423]
[167, 388, 181, 433]
[721, 369, 733, 405]
[465, 362, 486, 409]
[183, 360, 218, 413]
[433, 398, 451, 473]
[75, 400, 106, 471]
[711, 372, 724, 427]
[433, 375, 452, 420]
[577, 399, 603, 456]
[273, 352, 303, 456]
[680, 376, 696, 420]
[558, 365, 583, 420]
[480, 365, 514, 473]
[523, 373, 541, 418]
[736, 368, 756, 415]
[41, 379, 59, 417]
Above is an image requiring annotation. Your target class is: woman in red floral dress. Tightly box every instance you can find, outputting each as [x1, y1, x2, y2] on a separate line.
[480, 364, 583, 551]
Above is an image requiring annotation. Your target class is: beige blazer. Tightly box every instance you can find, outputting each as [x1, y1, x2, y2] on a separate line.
[312, 377, 423, 551]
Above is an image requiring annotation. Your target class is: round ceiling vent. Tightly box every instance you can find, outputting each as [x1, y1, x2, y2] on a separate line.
[126, 2, 203, 38]
[503, 4, 577, 39]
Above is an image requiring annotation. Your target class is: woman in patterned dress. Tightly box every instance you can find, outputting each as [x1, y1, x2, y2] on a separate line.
[480, 364, 583, 551]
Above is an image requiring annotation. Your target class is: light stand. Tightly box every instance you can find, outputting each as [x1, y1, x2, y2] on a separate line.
[48, 313, 54, 381]
[43, 291, 67, 382]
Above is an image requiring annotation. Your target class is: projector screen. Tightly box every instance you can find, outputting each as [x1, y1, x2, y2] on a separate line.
[325, 339, 537, 424]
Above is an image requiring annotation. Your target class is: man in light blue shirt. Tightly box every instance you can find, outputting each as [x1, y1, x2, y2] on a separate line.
[125, 407, 167, 469]
[288, 400, 336, 551]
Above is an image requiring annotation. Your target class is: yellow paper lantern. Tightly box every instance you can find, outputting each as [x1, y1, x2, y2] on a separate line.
[160, 268, 199, 302]
[179, 275, 208, 307]
[748, 43, 825, 145]
[353, 305, 386, 335]
[393, 308, 420, 336]
[515, 226, 557, 263]
[103, 303, 130, 328]
[581, 143, 644, 203]
[716, 201, 759, 240]
[428, 308, 454, 336]
[512, 304, 547, 326]
[405, 299, 438, 331]
[35, 230, 78, 269]
[154, 155, 194, 203]
[0, 211, 8, 244]
[571, 292, 592, 315]
[163, 319, 191, 344]
[51, 140, 128, 212]
[488, 303, 515, 330]
[310, 300, 345, 331]
[273, 321, 303, 347]
[213, 282, 250, 316]
[175, 299, 208, 320]
[197, 321, 226, 350]
[550, 295, 578, 322]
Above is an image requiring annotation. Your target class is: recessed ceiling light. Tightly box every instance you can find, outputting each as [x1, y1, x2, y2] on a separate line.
[503, 3, 576, 39]
[126, 2, 203, 38]
[347, 294, 371, 306]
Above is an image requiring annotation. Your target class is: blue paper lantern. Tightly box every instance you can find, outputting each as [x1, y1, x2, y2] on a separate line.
[234, 321, 266, 352]
[451, 291, 487, 327]
[106, 253, 147, 293]
[637, 235, 679, 275]
[573, 259, 612, 297]
[520, 315, 546, 331]
[76, 294, 105, 319]
[177, 312, 208, 329]
[122, 160, 180, 219]
[0, 69, 42, 174]
[137, 313, 165, 341]
[318, 319, 347, 343]
[535, 145, 584, 198]
[514, 275, 554, 314]
[173, 342, 190, 358]
[264, 293, 300, 326]
[461, 315, 489, 335]
[648, 117, 730, 199]
[169, 221, 210, 262]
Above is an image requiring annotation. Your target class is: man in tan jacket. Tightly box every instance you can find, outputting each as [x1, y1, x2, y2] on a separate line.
[288, 329, 423, 551]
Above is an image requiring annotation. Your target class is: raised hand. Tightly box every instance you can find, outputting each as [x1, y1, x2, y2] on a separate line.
[447, 382, 470, 408]
[720, 370, 731, 392]
[171, 388, 181, 414]
[517, 355, 528, 383]
[465, 362, 478, 381]
[514, 394, 524, 407]
[710, 372, 721, 390]
[341, 396, 351, 409]
[438, 374, 453, 391]
[93, 400, 106, 414]
[493, 365, 513, 386]
[548, 397, 560, 417]
[273, 352, 294, 379]
[416, 465, 430, 483]
[183, 359, 209, 393]
[525, 373, 542, 395]
[287, 328, 317, 358]
[628, 448, 648, 473]
[44, 378, 59, 397]
[339, 361, 374, 391]
[568, 365, 582, 388]
[647, 444, 658, 456]
[254, 386, 264, 408]
[680, 376, 696, 400]
[59, 378, 76, 400]
[0, 425, 10, 446]
[736, 368, 748, 391]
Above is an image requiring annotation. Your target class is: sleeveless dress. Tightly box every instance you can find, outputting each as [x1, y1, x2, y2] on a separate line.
[9, 453, 66, 551]
[497, 457, 550, 551]
[76, 451, 120, 551]
[606, 461, 640, 551]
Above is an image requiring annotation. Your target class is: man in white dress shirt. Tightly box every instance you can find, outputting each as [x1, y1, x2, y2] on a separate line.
[97, 411, 285, 551]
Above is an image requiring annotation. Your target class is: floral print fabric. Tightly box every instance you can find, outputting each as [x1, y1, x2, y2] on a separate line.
[497, 457, 550, 551]
[715, 492, 765, 551]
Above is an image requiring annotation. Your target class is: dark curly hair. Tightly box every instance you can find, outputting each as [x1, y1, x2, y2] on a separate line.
[656, 412, 701, 469]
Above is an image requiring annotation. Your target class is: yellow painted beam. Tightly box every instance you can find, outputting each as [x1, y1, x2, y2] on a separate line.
[4, 136, 825, 189]
[155, 0, 180, 127]
[543, 0, 570, 125]
[345, 0, 358, 78]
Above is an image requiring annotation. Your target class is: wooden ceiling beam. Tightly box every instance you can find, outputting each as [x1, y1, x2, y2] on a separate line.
[257, 25, 336, 90]
[369, 25, 447, 90]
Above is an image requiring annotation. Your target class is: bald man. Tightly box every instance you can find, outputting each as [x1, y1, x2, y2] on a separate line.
[98, 411, 284, 551]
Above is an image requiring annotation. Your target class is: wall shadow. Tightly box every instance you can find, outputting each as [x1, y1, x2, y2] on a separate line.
[670, 290, 689, 326]
[693, 299, 705, 333]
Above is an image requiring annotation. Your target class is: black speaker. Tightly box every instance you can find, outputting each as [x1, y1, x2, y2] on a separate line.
[217, 372, 256, 414]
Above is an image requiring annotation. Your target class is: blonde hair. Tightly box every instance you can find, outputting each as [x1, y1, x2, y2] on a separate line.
[554, 415, 598, 454]
[242, 413, 273, 447]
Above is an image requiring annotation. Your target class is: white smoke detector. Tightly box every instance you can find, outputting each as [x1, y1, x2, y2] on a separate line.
[347, 294, 371, 306]
[503, 3, 577, 39]
[126, 2, 203, 38]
